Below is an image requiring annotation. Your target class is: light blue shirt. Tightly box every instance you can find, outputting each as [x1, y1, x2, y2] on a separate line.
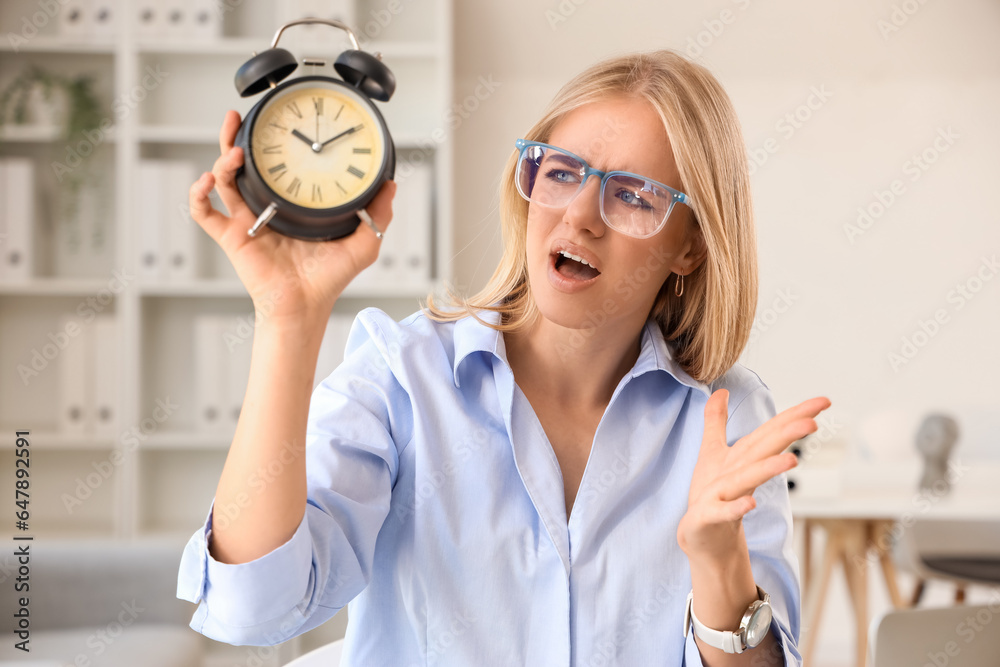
[177, 307, 802, 666]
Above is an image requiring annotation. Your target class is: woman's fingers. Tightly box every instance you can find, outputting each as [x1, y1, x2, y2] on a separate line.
[716, 451, 799, 503]
[738, 396, 831, 459]
[700, 389, 730, 452]
[211, 145, 252, 221]
[211, 110, 253, 221]
[219, 109, 241, 154]
[347, 180, 398, 251]
[189, 172, 228, 242]
[708, 495, 758, 524]
[366, 179, 397, 229]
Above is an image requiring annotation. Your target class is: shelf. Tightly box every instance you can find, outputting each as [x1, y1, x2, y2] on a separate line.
[0, 429, 118, 449]
[138, 279, 437, 299]
[133, 527, 206, 543]
[136, 37, 442, 59]
[18, 526, 118, 541]
[0, 124, 117, 143]
[0, 9, 450, 655]
[0, 278, 121, 296]
[139, 125, 438, 149]
[0, 36, 116, 54]
[138, 124, 219, 144]
[139, 280, 249, 297]
[140, 431, 233, 450]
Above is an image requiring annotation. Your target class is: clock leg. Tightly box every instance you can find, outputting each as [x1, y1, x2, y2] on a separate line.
[248, 202, 278, 237]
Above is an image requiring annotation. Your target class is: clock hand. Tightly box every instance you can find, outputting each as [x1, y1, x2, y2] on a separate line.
[318, 124, 363, 149]
[291, 128, 322, 153]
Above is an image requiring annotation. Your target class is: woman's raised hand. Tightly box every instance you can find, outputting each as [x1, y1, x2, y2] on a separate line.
[677, 390, 832, 560]
[188, 109, 397, 322]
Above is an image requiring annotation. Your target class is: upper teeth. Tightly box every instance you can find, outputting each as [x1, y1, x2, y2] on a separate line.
[558, 250, 596, 269]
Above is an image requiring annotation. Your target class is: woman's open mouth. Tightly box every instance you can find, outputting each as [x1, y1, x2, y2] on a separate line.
[549, 250, 601, 292]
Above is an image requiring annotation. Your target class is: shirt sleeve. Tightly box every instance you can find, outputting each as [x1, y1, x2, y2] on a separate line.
[176, 311, 412, 646]
[683, 383, 803, 667]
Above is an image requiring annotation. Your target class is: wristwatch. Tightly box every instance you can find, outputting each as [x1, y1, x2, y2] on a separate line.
[683, 585, 772, 654]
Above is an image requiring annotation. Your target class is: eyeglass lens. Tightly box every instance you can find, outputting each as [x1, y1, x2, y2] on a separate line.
[517, 144, 675, 237]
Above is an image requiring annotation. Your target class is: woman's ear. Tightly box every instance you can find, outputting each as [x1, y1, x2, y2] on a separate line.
[677, 220, 708, 275]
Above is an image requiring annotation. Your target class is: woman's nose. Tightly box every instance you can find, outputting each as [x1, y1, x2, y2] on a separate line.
[561, 175, 605, 238]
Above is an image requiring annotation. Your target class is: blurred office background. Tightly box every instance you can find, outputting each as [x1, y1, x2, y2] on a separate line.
[0, 0, 997, 665]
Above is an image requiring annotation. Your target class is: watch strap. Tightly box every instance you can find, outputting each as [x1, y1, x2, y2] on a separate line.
[683, 585, 769, 654]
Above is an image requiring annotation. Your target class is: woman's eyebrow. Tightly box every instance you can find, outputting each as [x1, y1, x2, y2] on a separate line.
[542, 153, 584, 169]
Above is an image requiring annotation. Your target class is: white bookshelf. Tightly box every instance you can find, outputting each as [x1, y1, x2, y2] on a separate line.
[0, 0, 453, 663]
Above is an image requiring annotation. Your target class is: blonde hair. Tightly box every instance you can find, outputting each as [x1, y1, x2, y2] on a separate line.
[421, 49, 758, 384]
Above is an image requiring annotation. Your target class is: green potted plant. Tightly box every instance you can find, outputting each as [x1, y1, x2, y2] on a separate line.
[0, 64, 103, 139]
[0, 64, 108, 255]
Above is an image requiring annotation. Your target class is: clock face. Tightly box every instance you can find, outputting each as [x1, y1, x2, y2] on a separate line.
[249, 79, 386, 210]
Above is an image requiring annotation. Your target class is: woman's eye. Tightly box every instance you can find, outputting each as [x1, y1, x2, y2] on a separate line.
[544, 168, 578, 184]
[616, 189, 652, 209]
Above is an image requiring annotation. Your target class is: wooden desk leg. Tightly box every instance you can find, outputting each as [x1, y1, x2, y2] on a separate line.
[840, 522, 869, 667]
[801, 520, 843, 666]
[873, 520, 905, 609]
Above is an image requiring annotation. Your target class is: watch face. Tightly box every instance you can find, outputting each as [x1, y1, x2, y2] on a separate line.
[745, 603, 772, 648]
[249, 79, 386, 210]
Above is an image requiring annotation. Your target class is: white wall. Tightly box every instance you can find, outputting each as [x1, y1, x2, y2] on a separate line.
[451, 0, 1000, 459]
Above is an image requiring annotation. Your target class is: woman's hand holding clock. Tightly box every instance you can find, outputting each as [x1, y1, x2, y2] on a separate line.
[189, 109, 396, 323]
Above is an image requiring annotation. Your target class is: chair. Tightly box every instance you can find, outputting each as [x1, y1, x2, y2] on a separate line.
[284, 639, 345, 666]
[868, 604, 1000, 666]
[892, 519, 1000, 604]
[0, 540, 202, 667]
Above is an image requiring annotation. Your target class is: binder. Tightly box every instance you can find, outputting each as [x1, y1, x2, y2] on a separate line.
[277, 1, 356, 47]
[136, 160, 163, 282]
[89, 0, 117, 38]
[59, 0, 90, 37]
[135, 0, 163, 39]
[162, 0, 189, 39]
[164, 161, 198, 281]
[193, 315, 228, 434]
[0, 161, 6, 281]
[398, 162, 433, 285]
[314, 313, 356, 389]
[189, 0, 221, 40]
[373, 200, 403, 289]
[92, 315, 118, 440]
[1, 158, 35, 282]
[58, 314, 92, 435]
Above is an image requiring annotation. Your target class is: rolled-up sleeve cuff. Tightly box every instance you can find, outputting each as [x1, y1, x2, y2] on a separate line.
[176, 501, 313, 645]
[683, 611, 801, 666]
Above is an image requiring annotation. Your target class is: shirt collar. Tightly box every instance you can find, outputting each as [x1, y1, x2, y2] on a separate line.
[451, 310, 711, 398]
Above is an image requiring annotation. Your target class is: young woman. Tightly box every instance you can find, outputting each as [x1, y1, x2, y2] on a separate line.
[177, 49, 830, 666]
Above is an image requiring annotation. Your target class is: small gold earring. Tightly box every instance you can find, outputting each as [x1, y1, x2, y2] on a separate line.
[674, 273, 684, 297]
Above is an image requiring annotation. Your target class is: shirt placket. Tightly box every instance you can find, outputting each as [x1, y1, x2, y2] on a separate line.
[492, 356, 572, 666]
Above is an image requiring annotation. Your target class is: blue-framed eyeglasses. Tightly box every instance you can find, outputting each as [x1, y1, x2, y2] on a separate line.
[513, 138, 693, 239]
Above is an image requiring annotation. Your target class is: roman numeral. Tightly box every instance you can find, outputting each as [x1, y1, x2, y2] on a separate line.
[286, 177, 302, 197]
[313, 97, 323, 116]
[334, 104, 344, 121]
[347, 165, 365, 179]
[353, 147, 371, 154]
[261, 145, 282, 154]
[268, 163, 288, 180]
[268, 121, 287, 131]
[286, 101, 302, 118]
[312, 183, 322, 203]
[336, 181, 347, 194]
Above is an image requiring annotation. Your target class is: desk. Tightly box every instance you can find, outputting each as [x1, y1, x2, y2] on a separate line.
[791, 488, 1000, 667]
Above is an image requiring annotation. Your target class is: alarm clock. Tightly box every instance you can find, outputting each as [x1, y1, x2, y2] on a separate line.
[232, 18, 396, 241]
